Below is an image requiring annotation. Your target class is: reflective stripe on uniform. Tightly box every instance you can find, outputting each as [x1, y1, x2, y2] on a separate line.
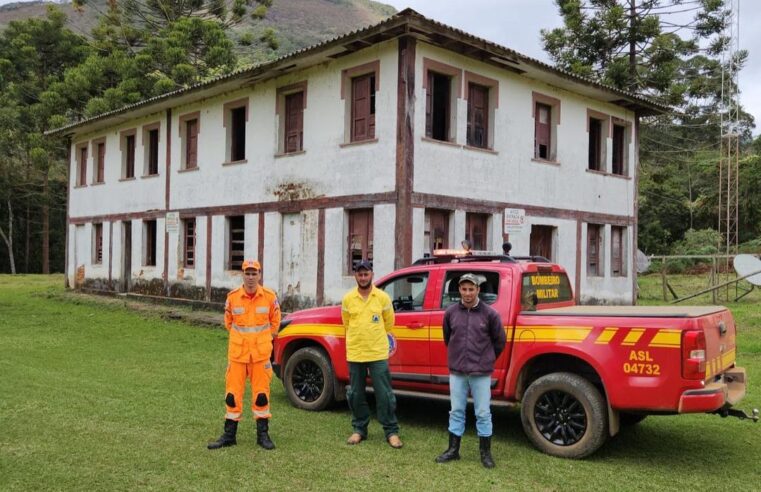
[231, 323, 271, 334]
[226, 411, 242, 419]
[253, 409, 271, 417]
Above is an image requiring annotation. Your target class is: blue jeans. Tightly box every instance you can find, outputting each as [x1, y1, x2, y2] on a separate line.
[448, 373, 492, 437]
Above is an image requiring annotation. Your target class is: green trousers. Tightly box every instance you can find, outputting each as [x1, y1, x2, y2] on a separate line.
[347, 360, 399, 438]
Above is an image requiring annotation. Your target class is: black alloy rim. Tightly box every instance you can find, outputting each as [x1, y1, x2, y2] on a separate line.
[292, 359, 325, 402]
[533, 390, 587, 446]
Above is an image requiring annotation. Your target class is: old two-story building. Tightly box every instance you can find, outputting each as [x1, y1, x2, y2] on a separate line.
[51, 9, 665, 307]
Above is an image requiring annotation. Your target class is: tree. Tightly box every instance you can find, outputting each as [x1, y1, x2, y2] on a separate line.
[0, 7, 90, 273]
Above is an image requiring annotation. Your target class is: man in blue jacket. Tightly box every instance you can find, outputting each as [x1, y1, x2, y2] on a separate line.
[436, 273, 506, 468]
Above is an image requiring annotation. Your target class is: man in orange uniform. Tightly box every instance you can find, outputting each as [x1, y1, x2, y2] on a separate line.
[207, 259, 281, 450]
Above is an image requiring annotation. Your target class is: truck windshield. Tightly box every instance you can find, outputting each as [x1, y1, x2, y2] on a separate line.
[521, 272, 573, 311]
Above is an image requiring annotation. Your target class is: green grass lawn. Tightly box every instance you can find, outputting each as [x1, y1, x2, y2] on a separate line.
[1, 275, 760, 491]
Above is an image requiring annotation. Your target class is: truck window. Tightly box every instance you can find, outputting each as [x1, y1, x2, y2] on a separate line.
[521, 272, 573, 311]
[440, 271, 500, 309]
[379, 273, 429, 312]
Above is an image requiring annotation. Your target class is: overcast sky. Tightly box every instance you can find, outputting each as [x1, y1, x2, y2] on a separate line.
[1, 0, 758, 132]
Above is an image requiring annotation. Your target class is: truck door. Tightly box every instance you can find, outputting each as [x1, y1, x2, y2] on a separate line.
[378, 271, 432, 388]
[429, 269, 513, 396]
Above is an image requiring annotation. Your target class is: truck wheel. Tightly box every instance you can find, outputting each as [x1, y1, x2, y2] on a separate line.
[521, 372, 608, 459]
[283, 347, 336, 411]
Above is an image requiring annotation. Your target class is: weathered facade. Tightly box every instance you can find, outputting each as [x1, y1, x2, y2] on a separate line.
[54, 9, 664, 307]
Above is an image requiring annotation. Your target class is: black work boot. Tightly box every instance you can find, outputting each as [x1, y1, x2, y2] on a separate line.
[479, 436, 495, 468]
[435, 432, 461, 463]
[207, 419, 238, 450]
[256, 418, 276, 450]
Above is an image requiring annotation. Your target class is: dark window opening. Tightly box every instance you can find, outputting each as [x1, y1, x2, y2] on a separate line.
[588, 118, 603, 171]
[467, 83, 489, 148]
[348, 208, 373, 273]
[426, 72, 451, 141]
[535, 102, 551, 159]
[351, 73, 376, 142]
[228, 215, 245, 271]
[611, 226, 624, 276]
[78, 147, 87, 186]
[183, 218, 196, 269]
[145, 219, 157, 267]
[612, 124, 625, 175]
[285, 92, 304, 153]
[147, 129, 159, 175]
[95, 142, 105, 183]
[125, 135, 135, 179]
[230, 107, 246, 162]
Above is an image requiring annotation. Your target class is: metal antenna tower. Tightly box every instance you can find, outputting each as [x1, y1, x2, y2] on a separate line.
[717, 0, 741, 298]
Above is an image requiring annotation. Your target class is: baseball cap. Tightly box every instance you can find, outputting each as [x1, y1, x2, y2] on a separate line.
[458, 273, 482, 286]
[241, 259, 261, 271]
[354, 260, 373, 272]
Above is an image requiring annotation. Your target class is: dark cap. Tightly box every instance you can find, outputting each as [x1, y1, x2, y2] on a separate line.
[354, 260, 373, 272]
[458, 273, 482, 286]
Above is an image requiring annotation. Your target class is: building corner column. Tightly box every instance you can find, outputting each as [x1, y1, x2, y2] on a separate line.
[394, 36, 416, 270]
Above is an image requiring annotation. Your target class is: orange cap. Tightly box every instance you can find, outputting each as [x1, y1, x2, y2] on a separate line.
[241, 259, 261, 271]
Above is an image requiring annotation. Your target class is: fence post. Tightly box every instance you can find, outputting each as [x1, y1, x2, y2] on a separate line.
[711, 256, 717, 304]
[661, 257, 667, 302]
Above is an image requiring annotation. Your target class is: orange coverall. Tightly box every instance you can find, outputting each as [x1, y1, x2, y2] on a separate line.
[223, 284, 281, 421]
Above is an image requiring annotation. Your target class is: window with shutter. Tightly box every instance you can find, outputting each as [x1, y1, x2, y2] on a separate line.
[347, 209, 373, 273]
[93, 223, 103, 264]
[424, 209, 450, 252]
[465, 213, 488, 250]
[587, 224, 602, 276]
[426, 72, 451, 141]
[124, 134, 135, 179]
[185, 119, 198, 169]
[147, 128, 159, 175]
[78, 146, 87, 186]
[95, 142, 105, 183]
[144, 220, 157, 266]
[611, 226, 624, 276]
[285, 91, 304, 153]
[535, 103, 551, 159]
[351, 74, 375, 142]
[530, 225, 555, 261]
[467, 83, 488, 148]
[228, 216, 245, 270]
[588, 117, 603, 170]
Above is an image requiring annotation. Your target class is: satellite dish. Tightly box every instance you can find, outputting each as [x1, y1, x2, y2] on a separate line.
[734, 254, 761, 286]
[636, 249, 651, 274]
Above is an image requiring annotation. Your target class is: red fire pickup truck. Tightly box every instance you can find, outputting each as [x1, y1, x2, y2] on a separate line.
[273, 252, 757, 458]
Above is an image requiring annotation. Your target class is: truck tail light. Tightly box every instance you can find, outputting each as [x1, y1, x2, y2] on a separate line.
[682, 330, 706, 380]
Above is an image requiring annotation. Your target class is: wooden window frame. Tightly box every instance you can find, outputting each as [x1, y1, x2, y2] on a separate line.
[227, 215, 245, 271]
[423, 58, 462, 143]
[611, 225, 626, 277]
[464, 71, 499, 150]
[425, 209, 451, 253]
[223, 98, 249, 164]
[120, 129, 137, 180]
[144, 219, 157, 267]
[276, 81, 308, 155]
[530, 224, 555, 261]
[347, 208, 374, 274]
[93, 223, 103, 264]
[178, 111, 200, 171]
[75, 142, 88, 187]
[141, 122, 160, 177]
[465, 212, 489, 251]
[182, 218, 196, 269]
[587, 109, 610, 172]
[611, 117, 631, 176]
[92, 137, 106, 184]
[532, 92, 561, 163]
[341, 60, 380, 145]
[587, 223, 603, 277]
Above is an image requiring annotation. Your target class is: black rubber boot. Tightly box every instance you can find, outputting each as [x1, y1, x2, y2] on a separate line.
[479, 436, 495, 468]
[207, 419, 238, 450]
[435, 432, 461, 463]
[256, 418, 276, 450]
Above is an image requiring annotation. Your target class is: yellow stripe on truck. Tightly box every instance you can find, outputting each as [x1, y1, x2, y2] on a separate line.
[648, 329, 681, 348]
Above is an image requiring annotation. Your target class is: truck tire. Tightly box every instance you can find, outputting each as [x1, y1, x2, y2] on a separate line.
[283, 347, 336, 411]
[521, 372, 608, 459]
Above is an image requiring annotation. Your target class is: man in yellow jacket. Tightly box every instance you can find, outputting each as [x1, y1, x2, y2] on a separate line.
[207, 259, 281, 450]
[342, 260, 402, 448]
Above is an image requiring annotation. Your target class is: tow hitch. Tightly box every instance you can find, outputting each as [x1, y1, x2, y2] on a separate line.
[714, 407, 759, 422]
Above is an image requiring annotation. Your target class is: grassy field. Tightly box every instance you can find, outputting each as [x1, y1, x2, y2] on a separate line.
[1, 275, 760, 491]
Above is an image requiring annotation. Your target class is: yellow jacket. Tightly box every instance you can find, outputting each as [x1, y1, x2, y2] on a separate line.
[341, 286, 394, 362]
[224, 285, 281, 363]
